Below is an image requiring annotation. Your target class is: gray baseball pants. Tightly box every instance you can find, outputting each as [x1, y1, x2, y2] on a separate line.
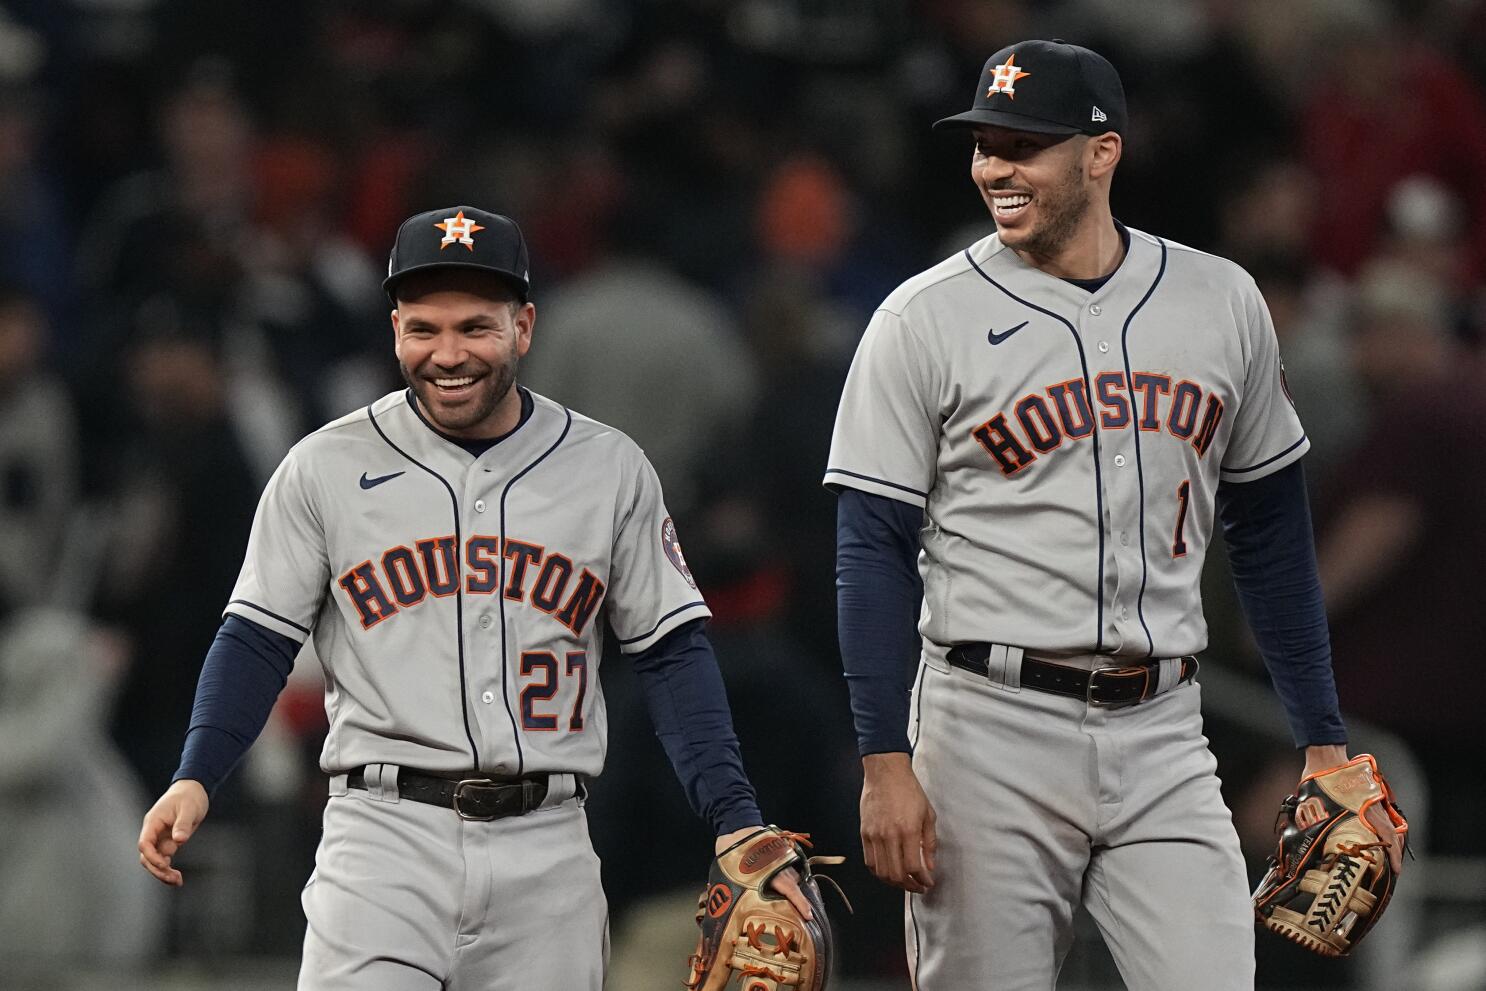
[299, 767, 606, 989]
[906, 651, 1255, 990]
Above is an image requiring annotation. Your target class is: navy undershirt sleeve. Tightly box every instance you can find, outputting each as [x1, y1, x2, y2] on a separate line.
[1217, 459, 1346, 747]
[173, 615, 299, 794]
[834, 487, 924, 756]
[631, 618, 763, 834]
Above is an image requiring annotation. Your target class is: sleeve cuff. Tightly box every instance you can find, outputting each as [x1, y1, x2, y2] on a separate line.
[616, 601, 712, 654]
[1220, 435, 1310, 483]
[223, 600, 312, 644]
[714, 802, 766, 836]
[823, 468, 928, 509]
[859, 738, 913, 757]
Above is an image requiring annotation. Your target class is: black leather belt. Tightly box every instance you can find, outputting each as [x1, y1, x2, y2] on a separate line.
[945, 644, 1198, 708]
[346, 767, 549, 821]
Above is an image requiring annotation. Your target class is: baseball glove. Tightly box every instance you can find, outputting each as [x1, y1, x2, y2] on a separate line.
[684, 826, 844, 991]
[1252, 753, 1408, 956]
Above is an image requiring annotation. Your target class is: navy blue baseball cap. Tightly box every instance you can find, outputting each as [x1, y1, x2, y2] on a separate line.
[933, 39, 1126, 137]
[383, 206, 531, 304]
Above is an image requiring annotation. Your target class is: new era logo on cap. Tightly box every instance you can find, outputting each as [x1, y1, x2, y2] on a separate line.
[1092, 106, 1107, 123]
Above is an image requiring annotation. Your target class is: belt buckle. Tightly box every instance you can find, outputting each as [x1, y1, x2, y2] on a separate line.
[453, 778, 500, 821]
[1086, 666, 1144, 709]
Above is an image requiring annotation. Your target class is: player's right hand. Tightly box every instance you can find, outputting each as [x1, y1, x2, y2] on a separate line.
[860, 752, 937, 894]
[138, 779, 210, 887]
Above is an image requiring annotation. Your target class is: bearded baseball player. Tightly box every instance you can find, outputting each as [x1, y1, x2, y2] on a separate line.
[136, 206, 815, 989]
[826, 41, 1408, 988]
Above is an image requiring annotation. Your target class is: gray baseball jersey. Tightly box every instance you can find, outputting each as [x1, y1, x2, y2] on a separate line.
[826, 226, 1306, 659]
[829, 226, 1301, 989]
[226, 387, 709, 778]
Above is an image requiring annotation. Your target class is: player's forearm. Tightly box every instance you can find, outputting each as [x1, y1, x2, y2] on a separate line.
[630, 619, 763, 834]
[1216, 460, 1346, 747]
[172, 615, 298, 794]
[835, 489, 925, 756]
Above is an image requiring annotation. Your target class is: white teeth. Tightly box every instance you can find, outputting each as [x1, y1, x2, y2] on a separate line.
[993, 194, 1032, 213]
[434, 376, 474, 388]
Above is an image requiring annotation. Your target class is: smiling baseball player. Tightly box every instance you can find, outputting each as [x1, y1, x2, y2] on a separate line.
[826, 40, 1406, 988]
[137, 206, 811, 989]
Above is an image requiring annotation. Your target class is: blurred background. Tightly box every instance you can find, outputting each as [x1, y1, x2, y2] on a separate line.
[0, 0, 1482, 988]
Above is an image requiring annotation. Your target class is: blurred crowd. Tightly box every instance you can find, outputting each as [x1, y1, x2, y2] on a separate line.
[0, 0, 1483, 987]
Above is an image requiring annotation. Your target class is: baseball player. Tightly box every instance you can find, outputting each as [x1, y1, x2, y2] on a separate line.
[137, 206, 808, 988]
[825, 41, 1407, 988]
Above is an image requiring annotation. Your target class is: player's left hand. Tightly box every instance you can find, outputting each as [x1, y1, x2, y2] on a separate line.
[1301, 745, 1406, 874]
[715, 825, 814, 920]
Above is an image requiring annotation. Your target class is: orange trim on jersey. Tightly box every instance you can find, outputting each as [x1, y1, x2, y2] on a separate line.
[1047, 377, 1095, 438]
[1166, 379, 1202, 440]
[530, 553, 575, 614]
[518, 650, 560, 731]
[502, 539, 544, 602]
[1095, 371, 1131, 429]
[1130, 372, 1172, 432]
[464, 535, 502, 595]
[381, 544, 427, 607]
[971, 412, 1036, 476]
[337, 558, 399, 630]
[1013, 392, 1062, 453]
[1191, 393, 1225, 457]
[566, 650, 588, 732]
[416, 535, 460, 597]
[555, 568, 607, 636]
[1172, 478, 1191, 558]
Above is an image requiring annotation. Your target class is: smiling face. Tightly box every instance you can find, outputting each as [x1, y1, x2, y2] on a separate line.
[970, 126, 1094, 260]
[392, 269, 534, 438]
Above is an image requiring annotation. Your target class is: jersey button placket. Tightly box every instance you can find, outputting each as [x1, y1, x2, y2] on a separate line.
[462, 466, 505, 758]
[1091, 302, 1142, 651]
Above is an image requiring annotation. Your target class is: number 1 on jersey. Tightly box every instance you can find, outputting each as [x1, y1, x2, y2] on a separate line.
[1172, 479, 1191, 558]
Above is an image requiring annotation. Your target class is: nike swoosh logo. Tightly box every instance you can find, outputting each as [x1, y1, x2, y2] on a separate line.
[359, 471, 406, 490]
[987, 321, 1029, 345]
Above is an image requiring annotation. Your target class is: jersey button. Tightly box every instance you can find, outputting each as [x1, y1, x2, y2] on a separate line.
[481, 691, 495, 704]
[474, 499, 486, 513]
[1098, 341, 1110, 353]
[1120, 531, 1129, 545]
[1114, 454, 1127, 467]
[1089, 303, 1102, 315]
[478, 614, 493, 630]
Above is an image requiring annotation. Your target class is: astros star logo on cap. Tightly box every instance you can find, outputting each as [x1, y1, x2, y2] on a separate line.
[435, 210, 485, 251]
[987, 53, 1030, 99]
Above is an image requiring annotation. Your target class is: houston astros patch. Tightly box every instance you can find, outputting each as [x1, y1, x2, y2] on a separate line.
[661, 517, 696, 588]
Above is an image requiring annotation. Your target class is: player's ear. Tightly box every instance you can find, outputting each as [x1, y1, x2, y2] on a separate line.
[391, 306, 404, 357]
[515, 301, 535, 357]
[1087, 132, 1121, 181]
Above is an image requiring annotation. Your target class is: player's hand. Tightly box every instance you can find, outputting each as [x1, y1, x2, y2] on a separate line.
[860, 752, 937, 894]
[1301, 745, 1405, 875]
[138, 779, 210, 887]
[715, 826, 815, 920]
